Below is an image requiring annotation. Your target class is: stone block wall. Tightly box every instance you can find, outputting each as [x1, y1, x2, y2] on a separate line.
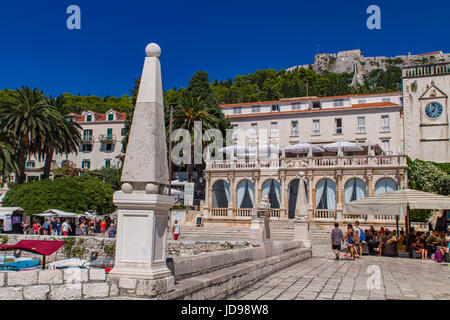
[0, 268, 113, 300]
[0, 240, 312, 300]
[2, 234, 116, 263]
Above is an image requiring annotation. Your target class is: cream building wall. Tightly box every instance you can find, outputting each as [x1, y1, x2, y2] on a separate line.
[402, 63, 450, 162]
[224, 93, 403, 155]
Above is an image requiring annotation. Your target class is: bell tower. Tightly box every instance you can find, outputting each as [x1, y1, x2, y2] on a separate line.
[402, 62, 450, 162]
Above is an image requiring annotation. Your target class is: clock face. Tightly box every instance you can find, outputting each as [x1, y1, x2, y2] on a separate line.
[425, 102, 443, 119]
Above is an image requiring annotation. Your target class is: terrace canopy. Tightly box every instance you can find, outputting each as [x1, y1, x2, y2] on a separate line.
[34, 209, 80, 218]
[285, 143, 325, 154]
[344, 189, 450, 248]
[323, 141, 363, 153]
[344, 189, 450, 216]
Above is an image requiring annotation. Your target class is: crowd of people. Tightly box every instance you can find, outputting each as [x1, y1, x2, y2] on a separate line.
[409, 228, 449, 261]
[331, 220, 449, 263]
[20, 215, 117, 238]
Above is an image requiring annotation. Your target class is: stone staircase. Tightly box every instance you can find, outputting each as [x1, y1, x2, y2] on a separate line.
[178, 225, 250, 241]
[178, 219, 331, 243]
[308, 223, 332, 245]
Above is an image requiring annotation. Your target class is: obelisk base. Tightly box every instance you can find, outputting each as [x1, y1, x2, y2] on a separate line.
[109, 191, 175, 294]
[293, 218, 311, 249]
[250, 210, 271, 242]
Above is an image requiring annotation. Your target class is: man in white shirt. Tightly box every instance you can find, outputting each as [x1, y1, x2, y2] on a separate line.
[173, 220, 180, 241]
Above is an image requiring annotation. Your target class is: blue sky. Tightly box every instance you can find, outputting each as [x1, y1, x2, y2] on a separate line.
[0, 0, 449, 97]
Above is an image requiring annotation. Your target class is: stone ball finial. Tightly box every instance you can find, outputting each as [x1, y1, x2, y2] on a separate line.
[145, 43, 161, 57]
[121, 183, 133, 194]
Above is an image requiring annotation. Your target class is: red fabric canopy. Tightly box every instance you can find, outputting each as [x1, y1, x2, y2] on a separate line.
[0, 240, 65, 256]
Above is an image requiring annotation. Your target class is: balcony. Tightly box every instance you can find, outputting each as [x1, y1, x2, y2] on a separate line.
[206, 155, 407, 171]
[98, 134, 116, 143]
[82, 136, 94, 143]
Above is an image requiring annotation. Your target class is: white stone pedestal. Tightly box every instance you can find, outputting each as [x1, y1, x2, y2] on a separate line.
[293, 219, 311, 249]
[250, 210, 271, 242]
[109, 191, 175, 294]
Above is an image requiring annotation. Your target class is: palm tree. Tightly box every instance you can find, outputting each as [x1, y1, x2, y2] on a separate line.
[41, 96, 81, 179]
[0, 87, 61, 184]
[0, 138, 19, 184]
[172, 96, 218, 182]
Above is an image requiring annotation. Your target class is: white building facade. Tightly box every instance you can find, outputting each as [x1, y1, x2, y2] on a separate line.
[24, 109, 126, 181]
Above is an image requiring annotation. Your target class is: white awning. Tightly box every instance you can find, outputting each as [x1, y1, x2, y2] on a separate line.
[323, 141, 363, 153]
[0, 207, 24, 216]
[344, 189, 450, 216]
[34, 209, 81, 218]
[285, 143, 324, 154]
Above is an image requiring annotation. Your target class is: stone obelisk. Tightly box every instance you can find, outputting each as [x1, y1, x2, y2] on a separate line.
[293, 174, 311, 248]
[109, 43, 174, 295]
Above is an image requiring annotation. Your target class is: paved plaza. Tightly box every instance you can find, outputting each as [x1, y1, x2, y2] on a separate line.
[228, 244, 450, 300]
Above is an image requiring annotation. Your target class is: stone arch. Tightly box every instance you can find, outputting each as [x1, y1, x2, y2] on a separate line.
[315, 178, 336, 210]
[344, 178, 367, 203]
[236, 179, 254, 208]
[261, 179, 281, 209]
[288, 179, 308, 219]
[374, 177, 398, 195]
[212, 180, 229, 208]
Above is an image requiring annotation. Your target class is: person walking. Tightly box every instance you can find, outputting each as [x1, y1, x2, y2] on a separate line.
[354, 221, 365, 257]
[345, 224, 357, 259]
[51, 218, 57, 235]
[21, 220, 30, 235]
[331, 223, 344, 260]
[62, 219, 72, 236]
[100, 219, 107, 237]
[56, 218, 62, 236]
[173, 220, 180, 241]
[108, 223, 117, 238]
[80, 221, 87, 236]
[33, 221, 41, 235]
[88, 220, 95, 236]
[42, 219, 50, 235]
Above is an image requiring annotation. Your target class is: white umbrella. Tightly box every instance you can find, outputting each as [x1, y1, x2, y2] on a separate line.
[249, 144, 283, 157]
[322, 141, 363, 153]
[285, 143, 324, 154]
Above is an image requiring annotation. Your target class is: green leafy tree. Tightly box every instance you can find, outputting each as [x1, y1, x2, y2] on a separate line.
[181, 71, 231, 135]
[42, 95, 82, 179]
[3, 175, 114, 215]
[92, 167, 122, 191]
[0, 138, 19, 181]
[0, 87, 62, 184]
[172, 96, 218, 181]
[407, 157, 450, 222]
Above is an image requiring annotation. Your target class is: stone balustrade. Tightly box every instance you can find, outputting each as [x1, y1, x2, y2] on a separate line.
[403, 62, 450, 78]
[206, 155, 407, 171]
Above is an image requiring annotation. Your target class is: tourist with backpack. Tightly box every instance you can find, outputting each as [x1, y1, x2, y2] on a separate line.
[354, 221, 365, 257]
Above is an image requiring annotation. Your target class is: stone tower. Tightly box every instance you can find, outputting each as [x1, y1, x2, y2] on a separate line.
[402, 62, 450, 162]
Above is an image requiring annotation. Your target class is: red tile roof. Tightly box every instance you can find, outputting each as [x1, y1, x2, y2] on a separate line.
[220, 92, 401, 108]
[225, 102, 400, 118]
[417, 51, 443, 56]
[73, 110, 126, 123]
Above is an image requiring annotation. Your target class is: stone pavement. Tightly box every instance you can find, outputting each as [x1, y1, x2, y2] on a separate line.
[228, 244, 450, 300]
